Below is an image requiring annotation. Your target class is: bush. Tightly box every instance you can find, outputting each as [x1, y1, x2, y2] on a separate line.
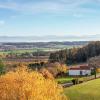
[0, 66, 67, 100]
[40, 68, 54, 79]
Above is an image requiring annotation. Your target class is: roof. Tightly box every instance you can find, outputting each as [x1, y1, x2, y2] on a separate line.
[69, 64, 91, 70]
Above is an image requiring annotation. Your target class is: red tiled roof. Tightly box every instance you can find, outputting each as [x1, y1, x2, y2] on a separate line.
[69, 65, 90, 70]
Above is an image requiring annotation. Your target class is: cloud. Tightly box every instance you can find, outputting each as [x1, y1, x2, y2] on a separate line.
[0, 20, 5, 26]
[0, 0, 99, 15]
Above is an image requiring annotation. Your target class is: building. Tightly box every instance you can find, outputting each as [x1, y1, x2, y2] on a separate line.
[69, 65, 91, 76]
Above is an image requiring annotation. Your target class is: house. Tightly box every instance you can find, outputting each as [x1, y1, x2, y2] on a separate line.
[69, 64, 91, 76]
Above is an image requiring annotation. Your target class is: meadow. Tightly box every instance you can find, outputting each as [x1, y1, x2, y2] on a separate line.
[56, 77, 74, 84]
[64, 78, 100, 100]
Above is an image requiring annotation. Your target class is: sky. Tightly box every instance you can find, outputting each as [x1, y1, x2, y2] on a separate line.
[0, 0, 100, 37]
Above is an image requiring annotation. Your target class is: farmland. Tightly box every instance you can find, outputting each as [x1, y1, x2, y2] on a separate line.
[0, 45, 82, 54]
[0, 48, 59, 55]
[0, 43, 83, 64]
[64, 78, 100, 100]
[0, 41, 87, 55]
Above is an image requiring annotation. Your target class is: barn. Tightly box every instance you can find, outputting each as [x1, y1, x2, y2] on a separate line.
[69, 65, 91, 76]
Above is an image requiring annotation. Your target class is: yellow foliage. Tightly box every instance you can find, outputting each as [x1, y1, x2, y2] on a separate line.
[0, 66, 67, 100]
[57, 64, 68, 73]
[96, 68, 100, 73]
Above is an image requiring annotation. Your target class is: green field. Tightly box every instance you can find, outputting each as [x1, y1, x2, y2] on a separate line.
[0, 49, 35, 54]
[64, 78, 100, 100]
[0, 48, 58, 55]
[56, 77, 74, 84]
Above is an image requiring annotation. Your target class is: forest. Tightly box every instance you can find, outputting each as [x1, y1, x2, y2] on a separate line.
[49, 41, 100, 65]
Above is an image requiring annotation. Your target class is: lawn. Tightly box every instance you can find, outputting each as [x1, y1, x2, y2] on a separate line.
[56, 77, 74, 84]
[64, 78, 100, 100]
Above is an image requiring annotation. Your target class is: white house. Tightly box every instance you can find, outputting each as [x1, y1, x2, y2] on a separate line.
[69, 65, 91, 76]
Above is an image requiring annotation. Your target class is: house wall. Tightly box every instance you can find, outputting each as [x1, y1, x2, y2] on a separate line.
[69, 70, 91, 76]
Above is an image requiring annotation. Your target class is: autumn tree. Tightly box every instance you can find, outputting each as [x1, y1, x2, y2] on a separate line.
[45, 62, 68, 77]
[0, 66, 67, 100]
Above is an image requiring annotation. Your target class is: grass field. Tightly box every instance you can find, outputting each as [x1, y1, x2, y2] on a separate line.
[0, 48, 61, 55]
[56, 77, 74, 84]
[64, 78, 100, 100]
[0, 49, 35, 55]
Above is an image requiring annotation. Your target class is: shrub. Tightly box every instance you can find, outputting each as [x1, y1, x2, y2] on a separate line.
[0, 66, 67, 100]
[40, 68, 54, 79]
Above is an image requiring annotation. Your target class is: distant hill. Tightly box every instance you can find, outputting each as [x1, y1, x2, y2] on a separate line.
[0, 34, 99, 42]
[1, 41, 89, 50]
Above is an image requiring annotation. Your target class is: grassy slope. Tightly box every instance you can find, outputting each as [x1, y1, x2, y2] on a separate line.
[64, 78, 100, 100]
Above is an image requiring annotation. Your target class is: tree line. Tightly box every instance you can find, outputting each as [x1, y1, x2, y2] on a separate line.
[49, 41, 100, 65]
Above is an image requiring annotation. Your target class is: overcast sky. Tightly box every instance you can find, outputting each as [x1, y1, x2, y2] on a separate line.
[0, 0, 100, 37]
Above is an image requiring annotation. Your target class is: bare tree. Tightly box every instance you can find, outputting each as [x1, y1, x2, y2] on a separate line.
[88, 56, 100, 79]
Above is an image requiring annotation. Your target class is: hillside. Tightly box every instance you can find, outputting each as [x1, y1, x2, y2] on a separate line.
[64, 78, 100, 100]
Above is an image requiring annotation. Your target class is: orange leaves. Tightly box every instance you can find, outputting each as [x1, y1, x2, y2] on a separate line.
[40, 68, 54, 79]
[0, 67, 67, 100]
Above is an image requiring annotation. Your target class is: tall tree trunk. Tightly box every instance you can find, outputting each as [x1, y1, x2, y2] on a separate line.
[94, 67, 96, 79]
